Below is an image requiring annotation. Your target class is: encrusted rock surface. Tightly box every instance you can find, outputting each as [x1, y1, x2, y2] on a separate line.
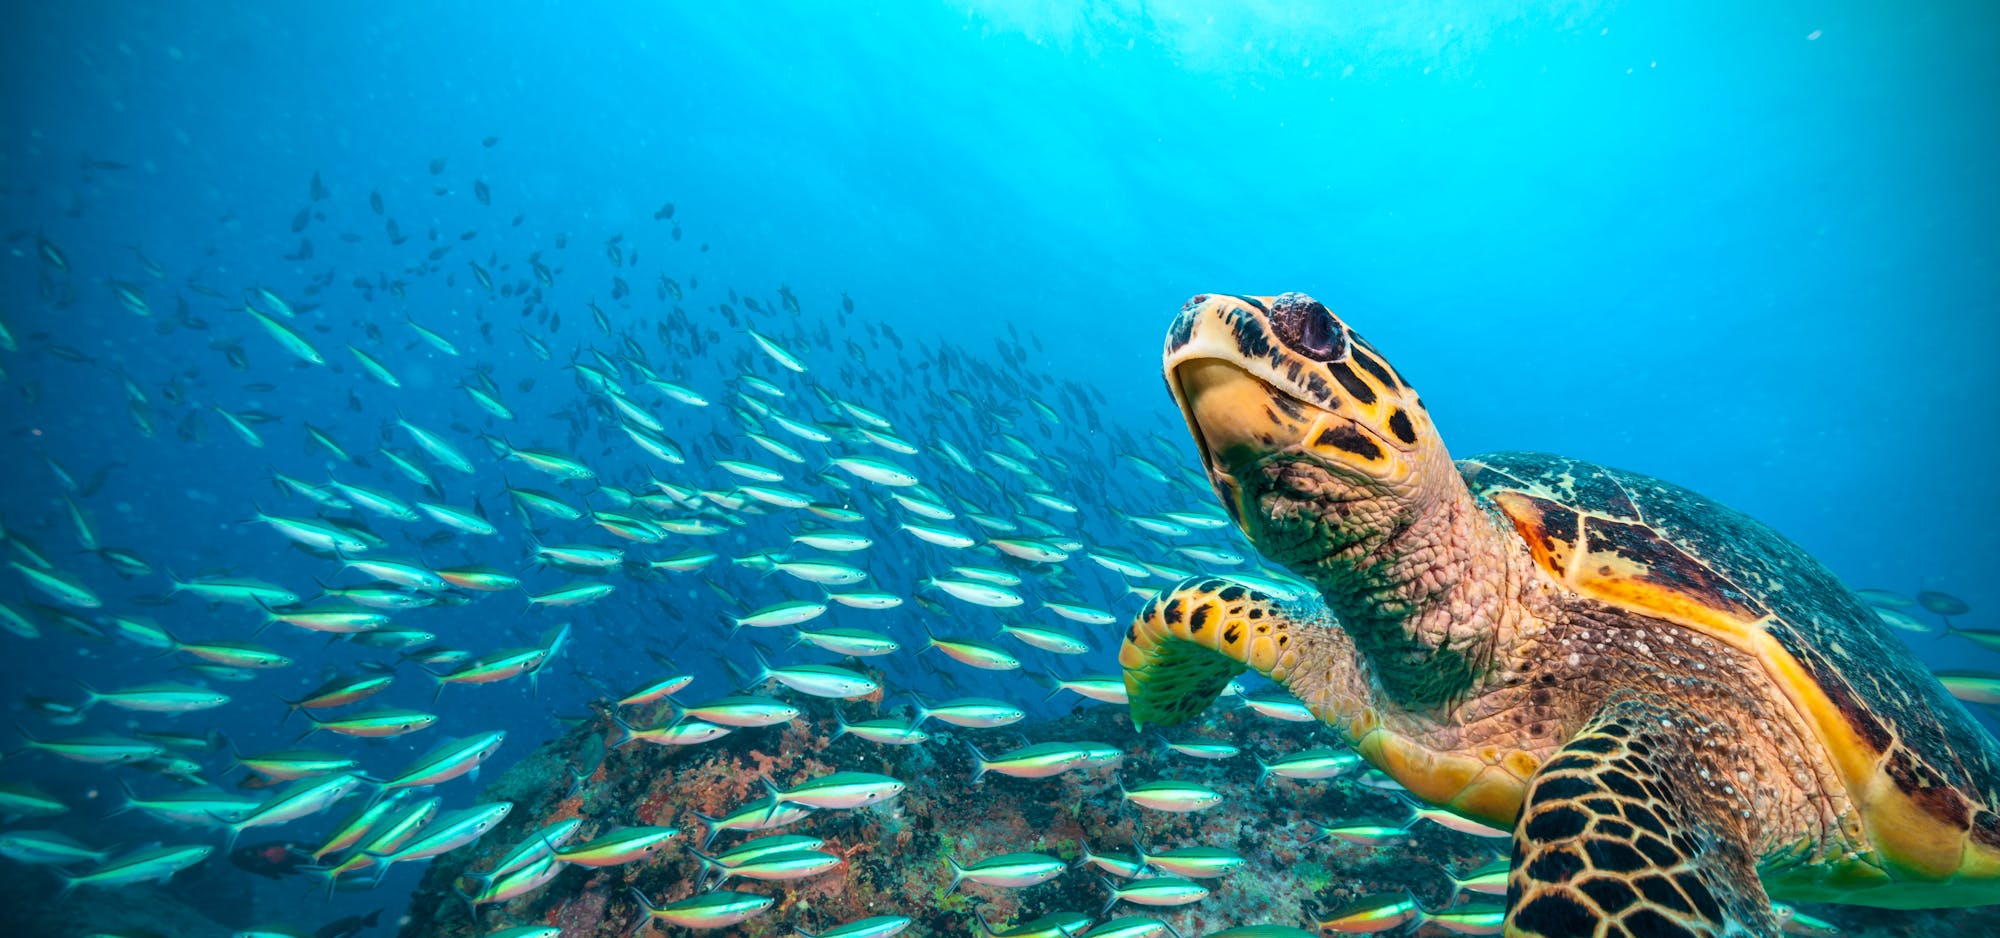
[398, 687, 1982, 937]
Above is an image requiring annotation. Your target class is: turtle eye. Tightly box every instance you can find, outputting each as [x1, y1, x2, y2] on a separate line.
[1268, 293, 1346, 362]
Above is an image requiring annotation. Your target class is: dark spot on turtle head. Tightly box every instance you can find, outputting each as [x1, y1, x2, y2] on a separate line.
[1188, 604, 1212, 635]
[1217, 585, 1246, 602]
[1326, 361, 1377, 404]
[1302, 373, 1334, 406]
[1221, 623, 1242, 645]
[1167, 304, 1199, 353]
[1266, 293, 1345, 362]
[1162, 600, 1183, 626]
[1125, 625, 1138, 643]
[1228, 308, 1272, 360]
[1313, 424, 1382, 461]
[1387, 408, 1416, 445]
[1350, 346, 1397, 389]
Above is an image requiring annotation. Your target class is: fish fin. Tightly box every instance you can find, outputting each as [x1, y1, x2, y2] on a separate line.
[964, 741, 990, 784]
[1098, 875, 1121, 915]
[945, 854, 965, 895]
[106, 778, 138, 817]
[606, 713, 638, 749]
[690, 810, 721, 849]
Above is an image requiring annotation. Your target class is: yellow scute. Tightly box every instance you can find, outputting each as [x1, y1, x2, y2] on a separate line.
[1758, 633, 2000, 895]
[1572, 575, 1763, 647]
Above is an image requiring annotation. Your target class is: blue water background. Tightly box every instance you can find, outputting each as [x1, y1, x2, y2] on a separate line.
[1, 0, 1996, 929]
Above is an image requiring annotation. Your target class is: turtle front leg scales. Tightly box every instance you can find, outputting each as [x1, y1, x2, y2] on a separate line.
[1507, 695, 1778, 937]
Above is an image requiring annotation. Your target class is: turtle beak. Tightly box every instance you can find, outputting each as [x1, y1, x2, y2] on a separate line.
[1171, 358, 1274, 478]
[1168, 358, 1272, 530]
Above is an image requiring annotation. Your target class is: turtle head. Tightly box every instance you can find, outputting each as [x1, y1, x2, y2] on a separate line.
[1164, 293, 1454, 571]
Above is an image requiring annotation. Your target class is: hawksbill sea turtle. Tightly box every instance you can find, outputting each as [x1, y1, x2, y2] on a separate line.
[1119, 293, 2000, 936]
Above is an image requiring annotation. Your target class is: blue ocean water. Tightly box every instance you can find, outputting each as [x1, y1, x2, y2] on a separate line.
[1, 1, 1996, 934]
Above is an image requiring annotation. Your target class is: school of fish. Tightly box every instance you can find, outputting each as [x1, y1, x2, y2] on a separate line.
[1, 152, 1982, 938]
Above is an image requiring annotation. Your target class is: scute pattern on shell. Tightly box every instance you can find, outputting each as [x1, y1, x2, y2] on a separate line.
[1461, 450, 2000, 847]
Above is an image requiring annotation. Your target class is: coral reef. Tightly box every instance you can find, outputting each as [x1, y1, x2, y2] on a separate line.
[398, 684, 1983, 937]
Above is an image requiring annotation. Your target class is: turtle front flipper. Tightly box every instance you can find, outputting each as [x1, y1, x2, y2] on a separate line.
[1120, 576, 1341, 730]
[1508, 695, 1778, 938]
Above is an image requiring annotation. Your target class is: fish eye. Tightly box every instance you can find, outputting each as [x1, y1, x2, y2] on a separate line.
[1268, 292, 1346, 362]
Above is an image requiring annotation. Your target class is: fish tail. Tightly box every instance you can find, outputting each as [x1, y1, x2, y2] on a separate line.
[452, 880, 479, 925]
[691, 811, 721, 849]
[1039, 666, 1066, 701]
[723, 655, 755, 692]
[945, 854, 965, 895]
[964, 741, 989, 784]
[8, 720, 42, 755]
[1073, 838, 1095, 869]
[1098, 876, 1121, 915]
[607, 713, 638, 749]
[107, 778, 138, 817]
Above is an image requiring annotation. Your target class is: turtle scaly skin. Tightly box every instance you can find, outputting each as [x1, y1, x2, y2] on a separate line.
[1120, 293, 2000, 936]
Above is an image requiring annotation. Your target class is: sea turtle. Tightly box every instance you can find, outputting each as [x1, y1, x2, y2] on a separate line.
[1120, 293, 2000, 936]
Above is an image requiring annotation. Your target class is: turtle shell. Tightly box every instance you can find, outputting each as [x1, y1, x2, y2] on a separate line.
[1461, 450, 2000, 903]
